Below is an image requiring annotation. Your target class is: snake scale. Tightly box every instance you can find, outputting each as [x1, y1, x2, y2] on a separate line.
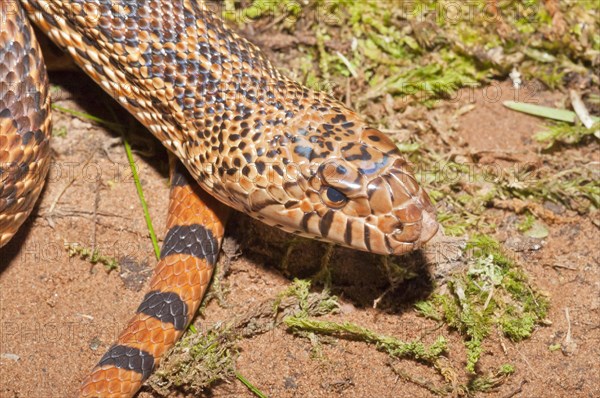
[1, 1, 439, 396]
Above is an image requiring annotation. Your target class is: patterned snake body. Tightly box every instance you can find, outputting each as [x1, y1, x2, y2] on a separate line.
[0, 1, 51, 245]
[1, 1, 438, 396]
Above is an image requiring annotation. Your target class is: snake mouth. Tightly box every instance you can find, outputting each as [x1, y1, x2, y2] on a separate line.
[384, 184, 439, 256]
[385, 209, 438, 256]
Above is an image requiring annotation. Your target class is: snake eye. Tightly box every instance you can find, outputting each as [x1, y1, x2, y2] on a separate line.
[321, 187, 348, 208]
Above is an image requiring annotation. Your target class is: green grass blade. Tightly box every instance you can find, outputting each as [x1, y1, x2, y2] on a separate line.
[235, 372, 268, 398]
[503, 101, 600, 124]
[102, 105, 161, 260]
[52, 104, 123, 129]
[122, 136, 161, 260]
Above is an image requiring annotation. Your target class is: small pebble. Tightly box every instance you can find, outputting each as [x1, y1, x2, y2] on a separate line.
[1, 353, 20, 362]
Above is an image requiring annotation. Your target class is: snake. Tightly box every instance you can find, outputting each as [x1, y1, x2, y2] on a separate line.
[0, 1, 439, 396]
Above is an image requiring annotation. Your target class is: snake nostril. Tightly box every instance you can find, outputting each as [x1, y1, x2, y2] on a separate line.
[376, 214, 399, 234]
[393, 223, 403, 234]
[391, 222, 421, 243]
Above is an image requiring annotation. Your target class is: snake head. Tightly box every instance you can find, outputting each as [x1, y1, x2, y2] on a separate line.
[289, 126, 438, 255]
[228, 112, 440, 256]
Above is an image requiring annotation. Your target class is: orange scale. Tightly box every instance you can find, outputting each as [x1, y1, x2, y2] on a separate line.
[149, 272, 175, 290]
[107, 379, 122, 394]
[173, 273, 190, 288]
[154, 274, 183, 294]
[131, 315, 151, 330]
[89, 369, 106, 383]
[170, 259, 186, 276]
[186, 269, 203, 286]
[125, 332, 150, 348]
[187, 275, 205, 290]
[116, 368, 140, 384]
[105, 366, 121, 381]
[157, 328, 177, 345]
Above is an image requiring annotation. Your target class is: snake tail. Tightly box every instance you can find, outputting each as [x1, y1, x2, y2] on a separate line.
[79, 159, 230, 397]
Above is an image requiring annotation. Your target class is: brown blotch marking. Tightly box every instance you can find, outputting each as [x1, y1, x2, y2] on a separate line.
[364, 223, 372, 252]
[319, 209, 335, 237]
[344, 219, 353, 245]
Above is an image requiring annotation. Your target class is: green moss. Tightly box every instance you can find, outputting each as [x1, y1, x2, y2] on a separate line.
[149, 279, 341, 395]
[535, 121, 600, 147]
[66, 244, 119, 272]
[500, 311, 537, 341]
[285, 317, 447, 363]
[416, 235, 549, 373]
[548, 343, 561, 351]
[468, 364, 516, 393]
[435, 211, 471, 237]
[148, 328, 237, 396]
[414, 300, 442, 321]
[224, 0, 597, 110]
[53, 126, 68, 137]
[517, 213, 535, 232]
[421, 146, 598, 234]
[498, 162, 599, 213]
[274, 278, 339, 318]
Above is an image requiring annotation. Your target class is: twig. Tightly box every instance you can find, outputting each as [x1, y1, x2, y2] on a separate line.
[543, 263, 577, 271]
[47, 151, 95, 223]
[564, 307, 573, 346]
[336, 51, 358, 78]
[389, 362, 449, 396]
[92, 181, 100, 252]
[38, 208, 129, 220]
[373, 286, 392, 309]
[502, 379, 528, 398]
[560, 306, 577, 355]
[569, 89, 595, 129]
[483, 284, 495, 310]
[345, 77, 352, 108]
[513, 346, 536, 378]
[257, 12, 289, 33]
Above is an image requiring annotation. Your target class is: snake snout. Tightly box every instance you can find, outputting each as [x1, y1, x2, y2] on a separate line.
[385, 206, 438, 255]
[370, 157, 439, 255]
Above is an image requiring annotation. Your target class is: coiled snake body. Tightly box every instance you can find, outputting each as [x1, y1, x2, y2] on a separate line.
[1, 1, 438, 396]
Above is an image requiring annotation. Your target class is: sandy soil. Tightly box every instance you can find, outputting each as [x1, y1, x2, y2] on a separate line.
[1, 19, 599, 398]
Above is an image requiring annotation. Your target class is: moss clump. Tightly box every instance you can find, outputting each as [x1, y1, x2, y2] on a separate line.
[225, 0, 597, 109]
[285, 317, 447, 364]
[66, 244, 119, 272]
[417, 235, 549, 373]
[468, 364, 516, 393]
[535, 121, 600, 148]
[148, 328, 237, 396]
